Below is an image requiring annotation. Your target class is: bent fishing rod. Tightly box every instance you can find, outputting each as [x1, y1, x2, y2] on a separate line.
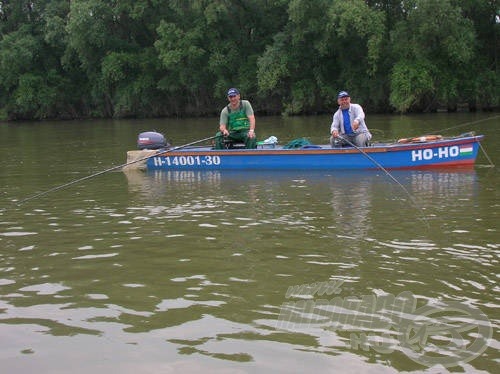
[428, 114, 499, 136]
[427, 115, 497, 168]
[16, 135, 217, 205]
[338, 135, 429, 227]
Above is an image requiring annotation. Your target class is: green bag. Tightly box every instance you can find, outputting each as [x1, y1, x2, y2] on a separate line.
[283, 137, 312, 149]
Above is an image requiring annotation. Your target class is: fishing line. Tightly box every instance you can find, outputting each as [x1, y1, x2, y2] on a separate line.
[16, 135, 217, 205]
[429, 115, 497, 168]
[338, 136, 430, 228]
[478, 142, 495, 167]
[428, 114, 499, 136]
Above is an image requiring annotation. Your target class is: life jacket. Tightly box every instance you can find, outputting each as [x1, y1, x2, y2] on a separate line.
[227, 102, 250, 131]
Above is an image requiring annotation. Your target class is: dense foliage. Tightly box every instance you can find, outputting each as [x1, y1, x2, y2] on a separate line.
[0, 0, 498, 120]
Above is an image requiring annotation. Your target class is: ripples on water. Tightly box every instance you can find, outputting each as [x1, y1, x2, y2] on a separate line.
[1, 167, 498, 372]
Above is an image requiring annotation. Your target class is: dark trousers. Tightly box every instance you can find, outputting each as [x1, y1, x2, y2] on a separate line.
[215, 129, 257, 149]
[330, 132, 371, 148]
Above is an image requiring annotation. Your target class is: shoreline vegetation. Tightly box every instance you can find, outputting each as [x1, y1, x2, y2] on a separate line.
[0, 1, 498, 121]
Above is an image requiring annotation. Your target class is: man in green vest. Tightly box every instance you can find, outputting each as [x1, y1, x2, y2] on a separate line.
[215, 88, 257, 149]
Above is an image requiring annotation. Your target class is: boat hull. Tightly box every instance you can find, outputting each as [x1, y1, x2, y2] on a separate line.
[134, 135, 483, 171]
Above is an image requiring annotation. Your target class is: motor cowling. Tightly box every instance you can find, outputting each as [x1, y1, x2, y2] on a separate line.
[137, 131, 168, 150]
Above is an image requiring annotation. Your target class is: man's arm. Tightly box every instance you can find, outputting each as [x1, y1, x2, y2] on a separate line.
[247, 114, 256, 138]
[330, 112, 340, 137]
[351, 104, 365, 131]
[244, 101, 256, 138]
[219, 107, 229, 135]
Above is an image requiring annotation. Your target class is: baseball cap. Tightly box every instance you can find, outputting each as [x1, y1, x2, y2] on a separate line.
[227, 88, 240, 97]
[338, 91, 350, 98]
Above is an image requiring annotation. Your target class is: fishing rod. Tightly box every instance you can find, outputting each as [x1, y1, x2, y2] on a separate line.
[399, 114, 500, 141]
[439, 115, 497, 168]
[338, 135, 429, 227]
[16, 135, 217, 205]
[431, 114, 499, 135]
[408, 115, 497, 168]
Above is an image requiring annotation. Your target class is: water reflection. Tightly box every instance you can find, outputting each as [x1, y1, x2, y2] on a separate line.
[125, 168, 477, 191]
[330, 177, 372, 240]
[123, 169, 223, 198]
[2, 133, 497, 372]
[123, 168, 479, 214]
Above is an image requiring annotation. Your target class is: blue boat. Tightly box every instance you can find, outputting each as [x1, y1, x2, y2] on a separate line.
[125, 133, 484, 171]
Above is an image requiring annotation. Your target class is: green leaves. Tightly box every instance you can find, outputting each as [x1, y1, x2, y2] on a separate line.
[389, 61, 435, 112]
[0, 0, 496, 119]
[14, 73, 57, 118]
[257, 32, 290, 92]
[388, 0, 478, 112]
[0, 26, 39, 90]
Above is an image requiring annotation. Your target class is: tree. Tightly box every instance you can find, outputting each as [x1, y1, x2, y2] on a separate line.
[0, 1, 73, 119]
[389, 0, 476, 112]
[257, 0, 386, 115]
[0, 0, 497, 119]
[457, 0, 499, 110]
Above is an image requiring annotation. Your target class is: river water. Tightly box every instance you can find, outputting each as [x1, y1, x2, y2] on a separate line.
[0, 113, 498, 373]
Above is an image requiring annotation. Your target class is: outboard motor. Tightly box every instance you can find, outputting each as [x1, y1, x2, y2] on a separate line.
[137, 131, 169, 150]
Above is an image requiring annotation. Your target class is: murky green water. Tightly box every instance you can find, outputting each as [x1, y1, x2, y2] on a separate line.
[1, 113, 499, 373]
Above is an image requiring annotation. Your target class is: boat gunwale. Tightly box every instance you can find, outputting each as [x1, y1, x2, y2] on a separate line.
[153, 135, 484, 157]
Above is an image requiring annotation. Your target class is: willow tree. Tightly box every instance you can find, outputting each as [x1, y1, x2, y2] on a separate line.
[0, 0, 71, 119]
[389, 0, 476, 112]
[66, 0, 162, 117]
[458, 0, 499, 110]
[154, 2, 212, 114]
[154, 0, 288, 115]
[257, 0, 386, 115]
[1, 0, 496, 119]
